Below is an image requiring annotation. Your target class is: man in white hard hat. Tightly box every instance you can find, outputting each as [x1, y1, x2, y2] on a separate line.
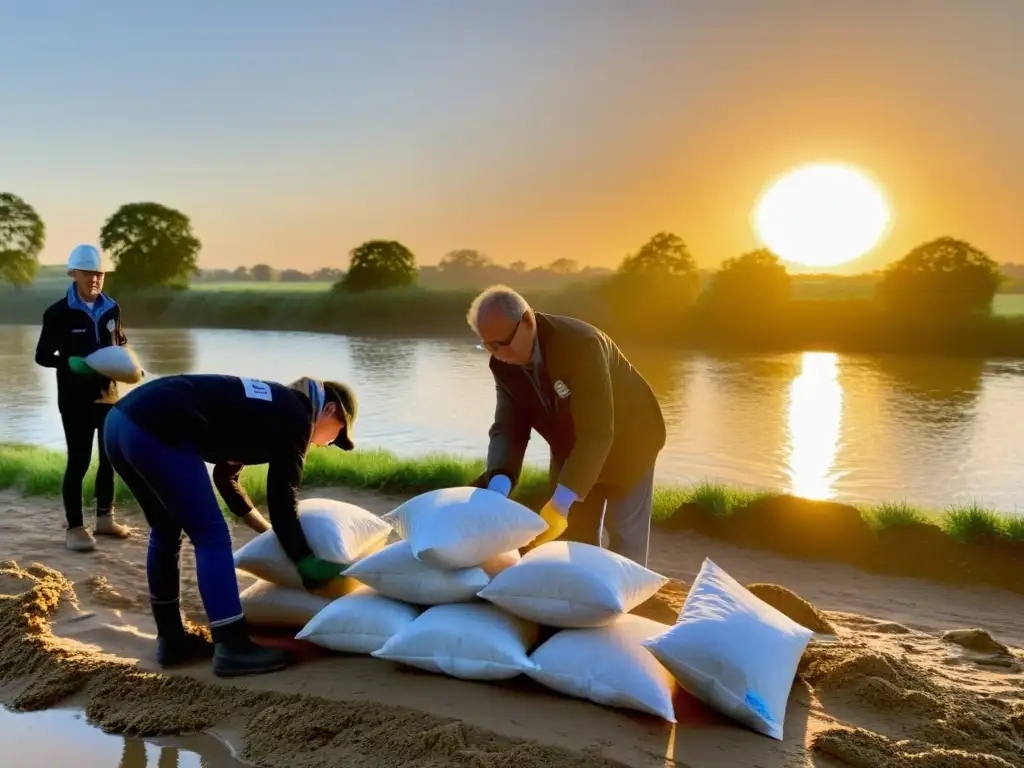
[34, 244, 133, 551]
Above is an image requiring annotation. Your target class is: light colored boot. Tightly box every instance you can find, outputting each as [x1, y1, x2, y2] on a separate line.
[66, 526, 97, 552]
[94, 514, 133, 539]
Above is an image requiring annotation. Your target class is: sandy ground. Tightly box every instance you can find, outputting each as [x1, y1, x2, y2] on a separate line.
[1, 487, 1024, 767]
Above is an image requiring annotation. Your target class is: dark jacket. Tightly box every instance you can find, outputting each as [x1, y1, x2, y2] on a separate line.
[484, 312, 666, 500]
[35, 285, 128, 410]
[114, 373, 320, 563]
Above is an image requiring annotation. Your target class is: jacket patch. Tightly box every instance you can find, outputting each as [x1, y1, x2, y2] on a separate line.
[107, 318, 117, 334]
[553, 380, 571, 398]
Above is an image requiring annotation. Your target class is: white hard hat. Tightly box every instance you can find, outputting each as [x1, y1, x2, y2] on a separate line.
[67, 244, 107, 275]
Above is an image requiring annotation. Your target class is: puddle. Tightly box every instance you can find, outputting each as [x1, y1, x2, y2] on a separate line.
[0, 706, 249, 767]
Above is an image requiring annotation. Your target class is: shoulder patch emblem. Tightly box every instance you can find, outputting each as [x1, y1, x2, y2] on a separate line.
[553, 380, 571, 398]
[106, 318, 116, 334]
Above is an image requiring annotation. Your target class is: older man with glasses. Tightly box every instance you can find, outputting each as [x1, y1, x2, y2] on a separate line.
[466, 285, 666, 567]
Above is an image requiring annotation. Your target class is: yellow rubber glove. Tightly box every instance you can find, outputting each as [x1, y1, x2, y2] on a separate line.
[527, 501, 569, 551]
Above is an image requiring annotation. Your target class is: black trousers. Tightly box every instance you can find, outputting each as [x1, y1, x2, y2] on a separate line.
[59, 402, 115, 529]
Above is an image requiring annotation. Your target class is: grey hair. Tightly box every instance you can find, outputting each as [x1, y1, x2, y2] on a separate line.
[466, 285, 531, 333]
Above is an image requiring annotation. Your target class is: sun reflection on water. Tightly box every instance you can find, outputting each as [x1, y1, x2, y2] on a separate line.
[786, 352, 843, 500]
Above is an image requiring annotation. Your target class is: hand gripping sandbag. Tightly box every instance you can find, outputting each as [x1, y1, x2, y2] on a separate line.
[528, 614, 677, 722]
[240, 579, 333, 628]
[381, 487, 547, 569]
[478, 541, 668, 628]
[372, 603, 540, 681]
[342, 540, 492, 605]
[233, 498, 391, 596]
[83, 345, 144, 384]
[641, 558, 814, 741]
[295, 585, 422, 654]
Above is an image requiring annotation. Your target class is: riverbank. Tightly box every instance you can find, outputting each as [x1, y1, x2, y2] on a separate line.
[2, 486, 1023, 767]
[3, 443, 1024, 595]
[5, 283, 1024, 356]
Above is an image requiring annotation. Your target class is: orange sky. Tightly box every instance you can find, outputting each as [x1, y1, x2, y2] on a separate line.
[6, 2, 1023, 273]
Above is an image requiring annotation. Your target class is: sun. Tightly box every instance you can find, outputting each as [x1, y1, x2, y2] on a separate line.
[752, 163, 891, 268]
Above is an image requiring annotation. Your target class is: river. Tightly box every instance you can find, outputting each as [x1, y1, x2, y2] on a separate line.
[2, 325, 1022, 512]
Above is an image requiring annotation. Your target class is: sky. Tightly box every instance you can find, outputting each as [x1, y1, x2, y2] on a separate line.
[2, 0, 1023, 273]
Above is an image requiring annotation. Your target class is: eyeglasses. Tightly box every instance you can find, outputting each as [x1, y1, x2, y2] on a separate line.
[478, 318, 522, 353]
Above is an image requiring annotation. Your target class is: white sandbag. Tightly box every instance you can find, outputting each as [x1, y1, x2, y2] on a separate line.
[528, 614, 677, 722]
[295, 585, 421, 654]
[480, 548, 520, 578]
[233, 498, 391, 597]
[240, 579, 333, 628]
[641, 558, 813, 741]
[478, 541, 668, 628]
[381, 487, 546, 569]
[341, 540, 491, 605]
[84, 345, 144, 384]
[372, 603, 539, 681]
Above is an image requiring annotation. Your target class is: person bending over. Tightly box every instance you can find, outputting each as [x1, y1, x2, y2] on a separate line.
[467, 285, 666, 567]
[103, 373, 358, 678]
[35, 244, 132, 552]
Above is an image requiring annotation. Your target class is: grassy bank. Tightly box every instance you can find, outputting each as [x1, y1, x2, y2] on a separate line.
[1, 441, 1019, 542]
[5, 283, 1024, 355]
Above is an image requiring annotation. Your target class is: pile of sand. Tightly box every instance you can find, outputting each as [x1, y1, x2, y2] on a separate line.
[0, 560, 627, 768]
[745, 582, 837, 634]
[801, 640, 1024, 767]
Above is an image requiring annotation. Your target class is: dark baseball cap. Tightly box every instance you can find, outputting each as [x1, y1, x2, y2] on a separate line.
[323, 380, 357, 451]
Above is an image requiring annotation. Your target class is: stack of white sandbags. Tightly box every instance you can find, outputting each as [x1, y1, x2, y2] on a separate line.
[233, 498, 392, 629]
[477, 540, 677, 721]
[296, 487, 547, 680]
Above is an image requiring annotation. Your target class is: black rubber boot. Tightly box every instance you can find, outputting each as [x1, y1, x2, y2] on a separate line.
[152, 600, 214, 668]
[211, 617, 291, 679]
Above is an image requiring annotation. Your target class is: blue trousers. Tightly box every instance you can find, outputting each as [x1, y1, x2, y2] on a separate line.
[103, 408, 244, 628]
[561, 469, 655, 567]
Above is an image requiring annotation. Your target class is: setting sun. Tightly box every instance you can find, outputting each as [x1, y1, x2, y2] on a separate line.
[753, 163, 891, 268]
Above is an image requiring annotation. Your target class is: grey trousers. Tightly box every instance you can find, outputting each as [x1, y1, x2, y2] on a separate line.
[562, 469, 655, 567]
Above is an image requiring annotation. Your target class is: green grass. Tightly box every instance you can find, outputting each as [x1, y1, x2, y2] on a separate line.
[3, 442, 1023, 545]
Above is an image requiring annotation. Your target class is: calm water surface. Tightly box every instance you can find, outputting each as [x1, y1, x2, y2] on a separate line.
[2, 325, 1023, 512]
[0, 707, 246, 766]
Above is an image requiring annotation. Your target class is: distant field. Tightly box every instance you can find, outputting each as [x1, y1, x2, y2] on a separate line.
[994, 295, 1024, 316]
[190, 281, 334, 292]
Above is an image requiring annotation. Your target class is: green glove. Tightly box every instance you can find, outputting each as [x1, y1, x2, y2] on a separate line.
[296, 555, 344, 591]
[67, 356, 95, 376]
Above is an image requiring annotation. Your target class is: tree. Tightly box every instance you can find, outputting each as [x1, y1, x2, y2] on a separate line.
[0, 192, 44, 287]
[547, 258, 579, 275]
[336, 239, 417, 293]
[438, 249, 493, 272]
[250, 263, 277, 282]
[279, 269, 311, 282]
[99, 202, 200, 290]
[702, 249, 791, 319]
[509, 260, 528, 273]
[232, 266, 251, 281]
[312, 267, 343, 282]
[603, 231, 700, 339]
[875, 237, 1003, 318]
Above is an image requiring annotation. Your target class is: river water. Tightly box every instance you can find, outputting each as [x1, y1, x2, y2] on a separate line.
[2, 324, 1022, 512]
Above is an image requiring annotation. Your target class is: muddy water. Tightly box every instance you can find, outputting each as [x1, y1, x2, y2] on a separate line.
[0, 706, 248, 767]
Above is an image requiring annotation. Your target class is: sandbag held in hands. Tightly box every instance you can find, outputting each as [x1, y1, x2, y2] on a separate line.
[234, 498, 392, 596]
[382, 487, 546, 569]
[83, 345, 144, 384]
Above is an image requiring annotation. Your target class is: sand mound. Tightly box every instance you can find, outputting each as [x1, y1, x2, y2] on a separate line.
[744, 582, 836, 634]
[0, 560, 629, 767]
[802, 642, 1024, 766]
[941, 628, 1011, 656]
[82, 575, 137, 609]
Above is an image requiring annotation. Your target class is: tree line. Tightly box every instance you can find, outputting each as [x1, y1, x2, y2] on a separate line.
[0, 192, 1010, 327]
